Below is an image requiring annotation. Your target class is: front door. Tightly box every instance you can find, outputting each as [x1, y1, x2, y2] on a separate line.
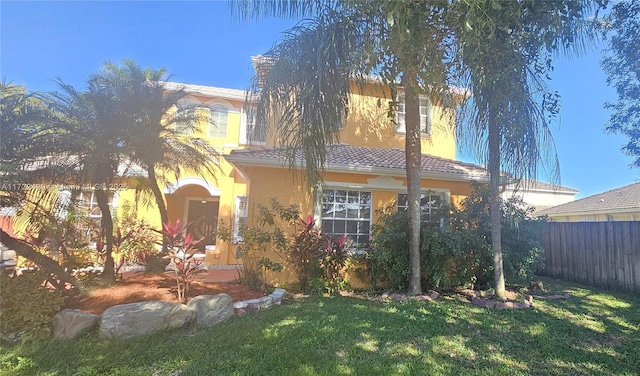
[186, 200, 219, 250]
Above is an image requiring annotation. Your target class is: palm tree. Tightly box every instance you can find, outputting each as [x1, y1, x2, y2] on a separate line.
[450, 0, 602, 299]
[89, 60, 220, 235]
[52, 61, 221, 279]
[0, 82, 77, 286]
[233, 0, 451, 294]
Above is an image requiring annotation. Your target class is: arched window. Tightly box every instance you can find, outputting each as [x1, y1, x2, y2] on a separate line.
[208, 104, 228, 138]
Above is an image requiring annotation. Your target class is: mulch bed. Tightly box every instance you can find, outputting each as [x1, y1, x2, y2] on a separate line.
[63, 272, 265, 315]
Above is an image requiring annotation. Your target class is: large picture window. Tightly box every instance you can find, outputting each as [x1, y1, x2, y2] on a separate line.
[395, 93, 431, 135]
[321, 189, 371, 247]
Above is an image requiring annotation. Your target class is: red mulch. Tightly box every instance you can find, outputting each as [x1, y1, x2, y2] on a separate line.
[63, 272, 265, 315]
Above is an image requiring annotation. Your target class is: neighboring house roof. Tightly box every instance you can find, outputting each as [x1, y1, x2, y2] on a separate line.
[537, 182, 640, 216]
[506, 179, 579, 194]
[226, 144, 489, 182]
[164, 82, 247, 102]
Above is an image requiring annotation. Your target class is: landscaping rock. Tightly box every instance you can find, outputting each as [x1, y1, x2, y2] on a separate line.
[414, 294, 433, 302]
[53, 309, 100, 339]
[390, 293, 407, 303]
[245, 298, 263, 311]
[429, 291, 439, 300]
[187, 293, 234, 327]
[233, 301, 248, 316]
[270, 288, 287, 305]
[471, 296, 495, 309]
[259, 296, 273, 309]
[100, 301, 195, 339]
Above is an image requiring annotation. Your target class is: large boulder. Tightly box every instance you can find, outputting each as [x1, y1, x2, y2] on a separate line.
[187, 294, 234, 326]
[100, 300, 195, 339]
[53, 309, 100, 339]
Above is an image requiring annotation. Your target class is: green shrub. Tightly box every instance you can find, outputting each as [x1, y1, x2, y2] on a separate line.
[367, 184, 545, 291]
[319, 235, 350, 294]
[0, 270, 64, 343]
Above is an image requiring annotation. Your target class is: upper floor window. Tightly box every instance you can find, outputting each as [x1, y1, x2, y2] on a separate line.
[244, 106, 267, 144]
[175, 103, 195, 136]
[321, 189, 371, 247]
[395, 93, 431, 135]
[208, 105, 228, 138]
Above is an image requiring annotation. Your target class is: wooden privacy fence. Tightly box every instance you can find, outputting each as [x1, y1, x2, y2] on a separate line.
[542, 221, 640, 294]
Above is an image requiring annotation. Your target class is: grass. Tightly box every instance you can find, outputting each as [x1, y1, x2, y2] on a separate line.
[1, 277, 639, 376]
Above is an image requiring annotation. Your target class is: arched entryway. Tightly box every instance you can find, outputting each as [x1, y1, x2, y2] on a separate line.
[165, 177, 220, 252]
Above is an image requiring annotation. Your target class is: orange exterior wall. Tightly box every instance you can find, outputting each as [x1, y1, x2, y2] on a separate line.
[240, 165, 475, 287]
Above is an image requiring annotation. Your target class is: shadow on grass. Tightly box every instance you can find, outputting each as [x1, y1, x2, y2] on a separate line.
[1, 278, 639, 376]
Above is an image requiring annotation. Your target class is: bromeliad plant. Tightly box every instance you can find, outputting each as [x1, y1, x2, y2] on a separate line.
[162, 220, 204, 303]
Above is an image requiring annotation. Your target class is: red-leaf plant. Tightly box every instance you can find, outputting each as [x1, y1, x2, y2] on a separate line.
[162, 220, 204, 303]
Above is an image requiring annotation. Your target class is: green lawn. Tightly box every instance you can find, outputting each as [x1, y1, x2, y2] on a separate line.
[1, 277, 639, 376]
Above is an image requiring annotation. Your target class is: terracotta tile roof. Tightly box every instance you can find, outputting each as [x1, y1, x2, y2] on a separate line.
[537, 182, 640, 216]
[227, 144, 488, 181]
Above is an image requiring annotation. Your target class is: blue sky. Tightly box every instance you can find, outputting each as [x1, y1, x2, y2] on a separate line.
[1, 1, 637, 198]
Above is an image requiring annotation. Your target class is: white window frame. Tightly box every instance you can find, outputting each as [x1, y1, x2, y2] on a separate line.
[397, 191, 447, 218]
[175, 96, 201, 136]
[233, 195, 249, 243]
[319, 188, 372, 248]
[395, 92, 431, 135]
[240, 106, 267, 145]
[208, 104, 229, 138]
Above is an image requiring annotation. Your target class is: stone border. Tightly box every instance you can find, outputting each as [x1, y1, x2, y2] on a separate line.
[232, 288, 287, 315]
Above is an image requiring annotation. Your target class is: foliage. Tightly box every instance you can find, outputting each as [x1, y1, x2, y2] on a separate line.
[287, 215, 324, 293]
[602, 0, 640, 169]
[162, 220, 204, 303]
[4, 278, 640, 375]
[319, 235, 350, 294]
[368, 184, 545, 291]
[218, 198, 353, 294]
[113, 204, 159, 267]
[451, 0, 603, 299]
[0, 270, 64, 344]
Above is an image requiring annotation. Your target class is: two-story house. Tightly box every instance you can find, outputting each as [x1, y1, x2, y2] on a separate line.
[111, 72, 492, 284]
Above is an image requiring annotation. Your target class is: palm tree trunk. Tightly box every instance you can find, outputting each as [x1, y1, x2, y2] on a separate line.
[404, 78, 422, 295]
[147, 165, 169, 252]
[95, 186, 115, 285]
[1, 229, 75, 287]
[488, 116, 506, 300]
[147, 165, 169, 227]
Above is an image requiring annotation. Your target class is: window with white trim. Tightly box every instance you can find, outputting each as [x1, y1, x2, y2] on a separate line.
[397, 192, 443, 217]
[233, 195, 248, 243]
[208, 105, 228, 138]
[244, 106, 267, 144]
[395, 93, 431, 135]
[321, 189, 371, 247]
[175, 104, 195, 136]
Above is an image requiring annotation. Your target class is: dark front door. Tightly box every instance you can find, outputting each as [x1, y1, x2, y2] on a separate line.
[186, 200, 219, 250]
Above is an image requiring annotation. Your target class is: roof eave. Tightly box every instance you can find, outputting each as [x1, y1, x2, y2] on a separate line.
[224, 155, 488, 183]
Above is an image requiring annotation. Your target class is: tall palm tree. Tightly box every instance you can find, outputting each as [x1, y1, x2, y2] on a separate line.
[450, 0, 602, 299]
[233, 0, 451, 294]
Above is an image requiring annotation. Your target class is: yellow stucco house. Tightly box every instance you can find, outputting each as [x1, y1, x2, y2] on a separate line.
[113, 72, 490, 284]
